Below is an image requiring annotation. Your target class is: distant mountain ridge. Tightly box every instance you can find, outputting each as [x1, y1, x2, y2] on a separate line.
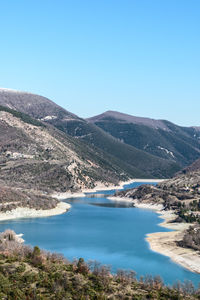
[87, 110, 200, 168]
[0, 89, 179, 179]
[87, 110, 170, 130]
[0, 88, 78, 121]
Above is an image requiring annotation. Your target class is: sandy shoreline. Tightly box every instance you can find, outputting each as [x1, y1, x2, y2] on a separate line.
[52, 178, 165, 200]
[129, 179, 165, 183]
[108, 196, 164, 211]
[51, 180, 136, 200]
[108, 194, 200, 274]
[146, 211, 200, 274]
[0, 202, 71, 222]
[0, 178, 162, 221]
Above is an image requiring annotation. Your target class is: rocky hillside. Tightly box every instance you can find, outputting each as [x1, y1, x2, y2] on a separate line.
[116, 165, 200, 207]
[181, 158, 200, 174]
[0, 89, 180, 179]
[116, 158, 200, 223]
[87, 111, 200, 167]
[0, 105, 134, 196]
[0, 185, 59, 212]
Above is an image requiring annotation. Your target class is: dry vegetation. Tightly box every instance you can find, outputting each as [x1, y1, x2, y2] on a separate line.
[0, 107, 127, 196]
[0, 230, 199, 299]
[178, 225, 200, 252]
[0, 105, 130, 213]
[0, 185, 59, 212]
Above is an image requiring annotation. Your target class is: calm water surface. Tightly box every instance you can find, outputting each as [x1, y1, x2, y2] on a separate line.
[0, 181, 200, 286]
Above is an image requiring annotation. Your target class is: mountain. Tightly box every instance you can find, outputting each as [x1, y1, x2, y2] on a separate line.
[0, 105, 133, 195]
[0, 89, 180, 179]
[87, 111, 200, 167]
[0, 88, 78, 121]
[88, 110, 169, 130]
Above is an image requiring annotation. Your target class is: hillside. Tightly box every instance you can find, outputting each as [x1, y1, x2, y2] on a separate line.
[0, 184, 59, 212]
[88, 110, 169, 130]
[115, 159, 200, 257]
[0, 230, 197, 300]
[0, 105, 138, 210]
[116, 162, 200, 222]
[87, 111, 200, 167]
[0, 89, 180, 179]
[0, 88, 78, 121]
[181, 158, 200, 174]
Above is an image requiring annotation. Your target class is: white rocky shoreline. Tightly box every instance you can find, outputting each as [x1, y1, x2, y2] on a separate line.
[52, 178, 165, 200]
[0, 178, 164, 222]
[108, 194, 200, 274]
[0, 202, 71, 221]
[2, 178, 199, 274]
[146, 211, 200, 274]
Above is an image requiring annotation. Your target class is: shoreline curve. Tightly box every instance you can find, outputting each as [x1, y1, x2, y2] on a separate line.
[0, 202, 71, 222]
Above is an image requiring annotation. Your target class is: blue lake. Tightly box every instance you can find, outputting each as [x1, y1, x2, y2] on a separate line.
[0, 181, 200, 286]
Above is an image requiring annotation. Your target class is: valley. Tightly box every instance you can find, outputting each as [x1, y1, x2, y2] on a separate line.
[0, 88, 200, 296]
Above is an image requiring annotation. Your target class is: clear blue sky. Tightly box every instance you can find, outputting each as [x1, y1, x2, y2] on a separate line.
[0, 0, 199, 126]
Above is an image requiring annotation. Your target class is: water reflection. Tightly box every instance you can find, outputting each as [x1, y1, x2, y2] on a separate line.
[89, 202, 133, 208]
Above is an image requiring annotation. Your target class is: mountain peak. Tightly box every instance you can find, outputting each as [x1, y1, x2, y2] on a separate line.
[87, 110, 169, 130]
[0, 88, 78, 121]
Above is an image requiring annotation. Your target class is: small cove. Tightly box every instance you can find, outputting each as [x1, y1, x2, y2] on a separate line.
[0, 181, 199, 286]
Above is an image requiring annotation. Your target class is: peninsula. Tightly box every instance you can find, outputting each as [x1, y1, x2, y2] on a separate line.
[112, 160, 200, 274]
